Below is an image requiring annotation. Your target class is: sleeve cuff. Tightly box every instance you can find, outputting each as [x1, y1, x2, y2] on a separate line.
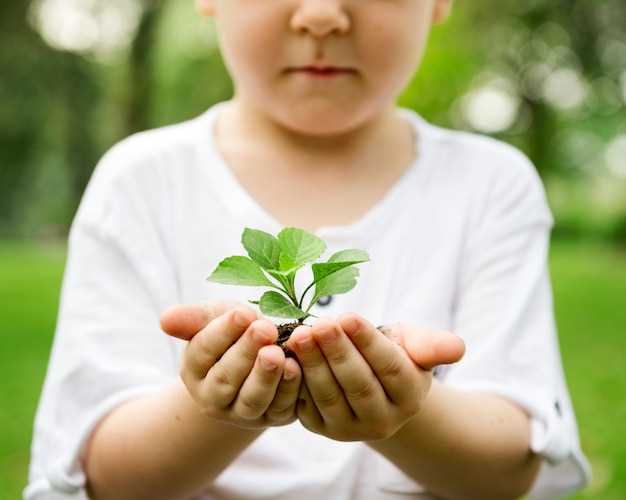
[441, 380, 591, 498]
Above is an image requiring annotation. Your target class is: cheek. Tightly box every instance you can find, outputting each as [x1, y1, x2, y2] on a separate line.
[218, 7, 285, 79]
[356, 6, 431, 83]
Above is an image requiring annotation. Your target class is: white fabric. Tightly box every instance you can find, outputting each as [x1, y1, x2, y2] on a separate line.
[24, 100, 590, 500]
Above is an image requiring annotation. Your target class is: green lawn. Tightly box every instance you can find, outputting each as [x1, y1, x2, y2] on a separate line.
[0, 241, 67, 498]
[548, 240, 626, 499]
[1, 239, 625, 499]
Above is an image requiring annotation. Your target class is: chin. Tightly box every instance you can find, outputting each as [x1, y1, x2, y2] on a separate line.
[271, 102, 373, 138]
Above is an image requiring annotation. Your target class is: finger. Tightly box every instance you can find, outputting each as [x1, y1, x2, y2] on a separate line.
[161, 300, 254, 340]
[287, 326, 354, 424]
[265, 357, 302, 425]
[184, 307, 256, 381]
[311, 319, 387, 421]
[201, 319, 277, 407]
[399, 327, 466, 370]
[297, 381, 324, 433]
[338, 313, 420, 406]
[376, 324, 402, 344]
[232, 344, 285, 420]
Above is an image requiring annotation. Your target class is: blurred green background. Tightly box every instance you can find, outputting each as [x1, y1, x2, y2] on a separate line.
[1, 0, 625, 498]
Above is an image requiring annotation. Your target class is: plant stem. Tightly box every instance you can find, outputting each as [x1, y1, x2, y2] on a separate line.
[268, 272, 298, 304]
[288, 293, 301, 309]
[263, 274, 300, 307]
[298, 281, 316, 309]
[283, 278, 300, 308]
[277, 284, 300, 309]
[287, 271, 297, 300]
[304, 299, 316, 315]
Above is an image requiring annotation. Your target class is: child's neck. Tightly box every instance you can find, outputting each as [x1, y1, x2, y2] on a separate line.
[212, 97, 417, 233]
[222, 97, 408, 171]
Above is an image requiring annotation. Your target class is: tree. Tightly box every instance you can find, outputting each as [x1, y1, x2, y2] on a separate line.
[470, 0, 626, 178]
[0, 1, 100, 237]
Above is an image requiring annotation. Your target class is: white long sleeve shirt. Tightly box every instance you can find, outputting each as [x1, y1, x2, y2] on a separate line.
[24, 100, 590, 500]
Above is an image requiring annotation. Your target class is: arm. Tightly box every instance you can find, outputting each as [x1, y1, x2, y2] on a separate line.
[85, 302, 303, 500]
[289, 314, 539, 500]
[368, 379, 541, 500]
[84, 379, 262, 500]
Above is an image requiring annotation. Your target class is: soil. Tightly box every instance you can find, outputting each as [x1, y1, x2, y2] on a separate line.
[274, 321, 390, 355]
[275, 321, 306, 355]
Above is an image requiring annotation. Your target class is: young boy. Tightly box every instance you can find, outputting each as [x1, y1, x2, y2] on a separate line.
[25, 0, 590, 498]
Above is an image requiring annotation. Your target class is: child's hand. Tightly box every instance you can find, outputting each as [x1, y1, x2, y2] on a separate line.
[378, 322, 466, 371]
[160, 302, 302, 429]
[286, 314, 463, 442]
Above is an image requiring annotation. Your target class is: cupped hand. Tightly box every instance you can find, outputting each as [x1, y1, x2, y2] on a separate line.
[378, 322, 465, 371]
[160, 301, 302, 429]
[286, 313, 464, 442]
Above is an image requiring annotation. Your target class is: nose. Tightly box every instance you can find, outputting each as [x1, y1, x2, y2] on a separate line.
[290, 0, 350, 38]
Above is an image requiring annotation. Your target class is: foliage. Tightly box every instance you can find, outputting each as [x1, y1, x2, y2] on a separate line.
[206, 227, 369, 321]
[1, 0, 625, 239]
[0, 2, 100, 237]
[464, 0, 626, 177]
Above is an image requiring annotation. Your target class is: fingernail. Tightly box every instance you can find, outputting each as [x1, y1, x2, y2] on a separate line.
[233, 310, 248, 327]
[260, 357, 277, 371]
[316, 324, 338, 344]
[342, 316, 360, 336]
[296, 335, 314, 352]
[283, 369, 296, 381]
[252, 324, 272, 344]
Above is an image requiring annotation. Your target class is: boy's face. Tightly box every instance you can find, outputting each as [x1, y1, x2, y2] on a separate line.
[197, 0, 452, 137]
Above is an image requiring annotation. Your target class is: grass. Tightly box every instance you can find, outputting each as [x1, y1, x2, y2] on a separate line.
[548, 240, 626, 499]
[1, 238, 625, 499]
[0, 240, 67, 498]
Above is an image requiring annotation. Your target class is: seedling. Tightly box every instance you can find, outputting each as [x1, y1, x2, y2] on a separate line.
[206, 227, 369, 350]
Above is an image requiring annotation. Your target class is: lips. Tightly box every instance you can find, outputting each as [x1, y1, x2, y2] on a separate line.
[290, 66, 356, 74]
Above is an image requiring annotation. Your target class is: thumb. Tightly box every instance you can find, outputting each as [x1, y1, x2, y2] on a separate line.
[396, 326, 465, 371]
[160, 300, 255, 341]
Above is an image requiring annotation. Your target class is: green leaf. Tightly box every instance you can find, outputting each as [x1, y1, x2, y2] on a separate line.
[328, 249, 369, 263]
[259, 291, 308, 319]
[206, 256, 276, 287]
[267, 269, 295, 298]
[311, 249, 369, 284]
[277, 227, 326, 272]
[310, 266, 360, 307]
[241, 228, 281, 270]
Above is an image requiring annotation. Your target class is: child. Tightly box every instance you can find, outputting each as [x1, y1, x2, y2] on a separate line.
[25, 0, 590, 498]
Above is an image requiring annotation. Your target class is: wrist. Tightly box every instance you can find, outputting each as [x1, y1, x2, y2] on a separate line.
[173, 377, 266, 437]
[369, 376, 442, 450]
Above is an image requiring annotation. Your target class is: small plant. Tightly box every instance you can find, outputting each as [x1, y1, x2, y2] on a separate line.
[206, 227, 369, 349]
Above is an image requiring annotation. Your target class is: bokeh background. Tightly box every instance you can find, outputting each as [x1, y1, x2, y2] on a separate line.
[1, 0, 625, 498]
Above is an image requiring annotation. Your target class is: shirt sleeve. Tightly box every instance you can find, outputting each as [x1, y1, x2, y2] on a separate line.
[439, 148, 591, 499]
[24, 137, 182, 499]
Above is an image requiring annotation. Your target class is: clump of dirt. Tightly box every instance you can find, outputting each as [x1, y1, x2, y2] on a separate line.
[275, 321, 307, 355]
[274, 321, 390, 355]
